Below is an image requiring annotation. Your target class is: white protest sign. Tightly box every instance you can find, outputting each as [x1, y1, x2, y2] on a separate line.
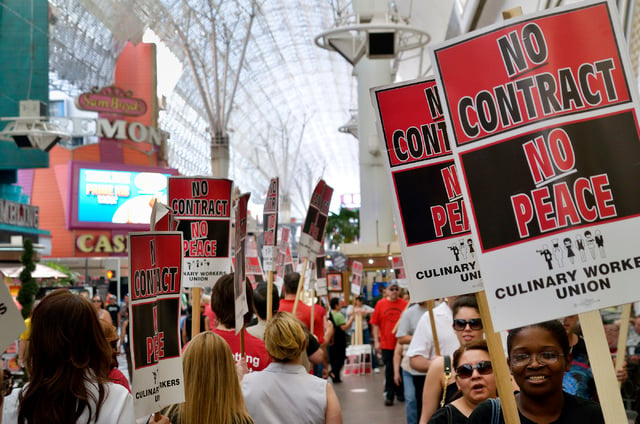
[351, 260, 363, 296]
[431, 0, 640, 331]
[128, 231, 185, 417]
[262, 178, 279, 272]
[297, 180, 333, 262]
[371, 78, 482, 302]
[168, 177, 232, 287]
[0, 283, 26, 353]
[234, 193, 250, 334]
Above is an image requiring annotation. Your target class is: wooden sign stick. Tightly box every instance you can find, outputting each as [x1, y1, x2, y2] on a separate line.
[579, 309, 627, 422]
[427, 300, 440, 357]
[267, 270, 275, 320]
[292, 258, 309, 314]
[615, 303, 632, 387]
[310, 288, 316, 335]
[476, 291, 520, 424]
[192, 287, 201, 339]
[391, 301, 410, 335]
[240, 326, 246, 357]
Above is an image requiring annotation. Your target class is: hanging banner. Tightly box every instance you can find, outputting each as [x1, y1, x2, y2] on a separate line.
[298, 180, 334, 262]
[262, 178, 279, 272]
[168, 177, 232, 287]
[430, 0, 640, 330]
[234, 193, 250, 334]
[371, 78, 482, 302]
[351, 260, 363, 296]
[128, 231, 184, 418]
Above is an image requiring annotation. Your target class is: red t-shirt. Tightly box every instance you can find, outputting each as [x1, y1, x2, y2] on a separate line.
[212, 328, 271, 372]
[203, 304, 216, 328]
[278, 298, 325, 344]
[370, 297, 408, 350]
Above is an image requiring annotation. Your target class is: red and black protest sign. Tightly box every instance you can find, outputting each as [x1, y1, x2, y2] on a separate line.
[461, 110, 640, 252]
[433, 2, 631, 146]
[128, 231, 184, 417]
[298, 180, 333, 261]
[430, 0, 640, 331]
[168, 177, 232, 287]
[372, 78, 482, 302]
[262, 178, 279, 272]
[234, 193, 250, 333]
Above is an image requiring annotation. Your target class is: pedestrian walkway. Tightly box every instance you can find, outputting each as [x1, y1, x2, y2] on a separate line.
[333, 369, 406, 423]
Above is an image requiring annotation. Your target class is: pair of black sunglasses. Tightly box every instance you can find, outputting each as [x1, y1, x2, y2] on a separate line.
[453, 318, 483, 331]
[455, 361, 493, 379]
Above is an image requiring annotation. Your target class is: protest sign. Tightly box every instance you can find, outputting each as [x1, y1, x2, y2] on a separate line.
[128, 231, 184, 418]
[0, 283, 26, 353]
[168, 177, 232, 288]
[262, 178, 279, 272]
[431, 0, 640, 331]
[297, 180, 333, 262]
[371, 78, 482, 302]
[351, 260, 363, 296]
[315, 256, 328, 296]
[246, 235, 264, 288]
[234, 193, 250, 333]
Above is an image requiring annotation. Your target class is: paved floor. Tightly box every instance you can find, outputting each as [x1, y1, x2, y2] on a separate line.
[332, 369, 406, 424]
[119, 353, 406, 423]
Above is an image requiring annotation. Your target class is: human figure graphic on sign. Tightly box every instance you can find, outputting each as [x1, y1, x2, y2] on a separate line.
[552, 239, 563, 268]
[564, 238, 576, 265]
[466, 238, 475, 258]
[538, 245, 554, 270]
[595, 230, 606, 258]
[585, 230, 596, 260]
[449, 244, 460, 261]
[575, 235, 587, 262]
[458, 240, 468, 260]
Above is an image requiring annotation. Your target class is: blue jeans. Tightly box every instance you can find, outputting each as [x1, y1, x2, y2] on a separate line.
[402, 369, 417, 424]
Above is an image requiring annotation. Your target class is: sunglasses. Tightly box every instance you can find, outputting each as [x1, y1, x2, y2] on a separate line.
[453, 318, 483, 331]
[388, 287, 399, 291]
[456, 361, 493, 379]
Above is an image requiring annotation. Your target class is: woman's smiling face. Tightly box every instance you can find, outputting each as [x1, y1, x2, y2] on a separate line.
[453, 306, 483, 344]
[508, 326, 571, 398]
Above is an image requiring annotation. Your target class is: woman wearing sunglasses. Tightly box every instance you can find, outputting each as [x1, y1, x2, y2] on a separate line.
[428, 340, 496, 423]
[467, 320, 604, 424]
[419, 295, 484, 424]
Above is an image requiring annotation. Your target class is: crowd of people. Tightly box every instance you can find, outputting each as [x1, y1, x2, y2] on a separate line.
[4, 271, 638, 424]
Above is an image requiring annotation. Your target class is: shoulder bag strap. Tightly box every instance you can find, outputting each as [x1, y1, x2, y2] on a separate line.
[440, 355, 453, 407]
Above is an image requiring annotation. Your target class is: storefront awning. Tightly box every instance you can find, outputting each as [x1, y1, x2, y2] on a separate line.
[0, 262, 67, 279]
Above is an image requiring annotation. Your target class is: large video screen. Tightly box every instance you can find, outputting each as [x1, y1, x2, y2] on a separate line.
[68, 161, 178, 230]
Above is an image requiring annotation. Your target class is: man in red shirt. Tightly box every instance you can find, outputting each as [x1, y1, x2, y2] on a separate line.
[210, 273, 270, 372]
[371, 280, 407, 406]
[278, 272, 325, 345]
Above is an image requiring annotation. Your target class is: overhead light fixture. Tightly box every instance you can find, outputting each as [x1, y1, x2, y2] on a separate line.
[0, 100, 70, 152]
[0, 119, 70, 152]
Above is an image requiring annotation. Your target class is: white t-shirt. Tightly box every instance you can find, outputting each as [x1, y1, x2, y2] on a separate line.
[406, 301, 459, 361]
[3, 381, 135, 424]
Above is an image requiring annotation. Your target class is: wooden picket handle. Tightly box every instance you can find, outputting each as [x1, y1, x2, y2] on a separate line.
[616, 303, 632, 387]
[310, 288, 316, 334]
[267, 271, 274, 320]
[192, 287, 201, 339]
[292, 258, 309, 314]
[426, 300, 440, 357]
[580, 309, 627, 422]
[391, 301, 410, 334]
[476, 291, 520, 424]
